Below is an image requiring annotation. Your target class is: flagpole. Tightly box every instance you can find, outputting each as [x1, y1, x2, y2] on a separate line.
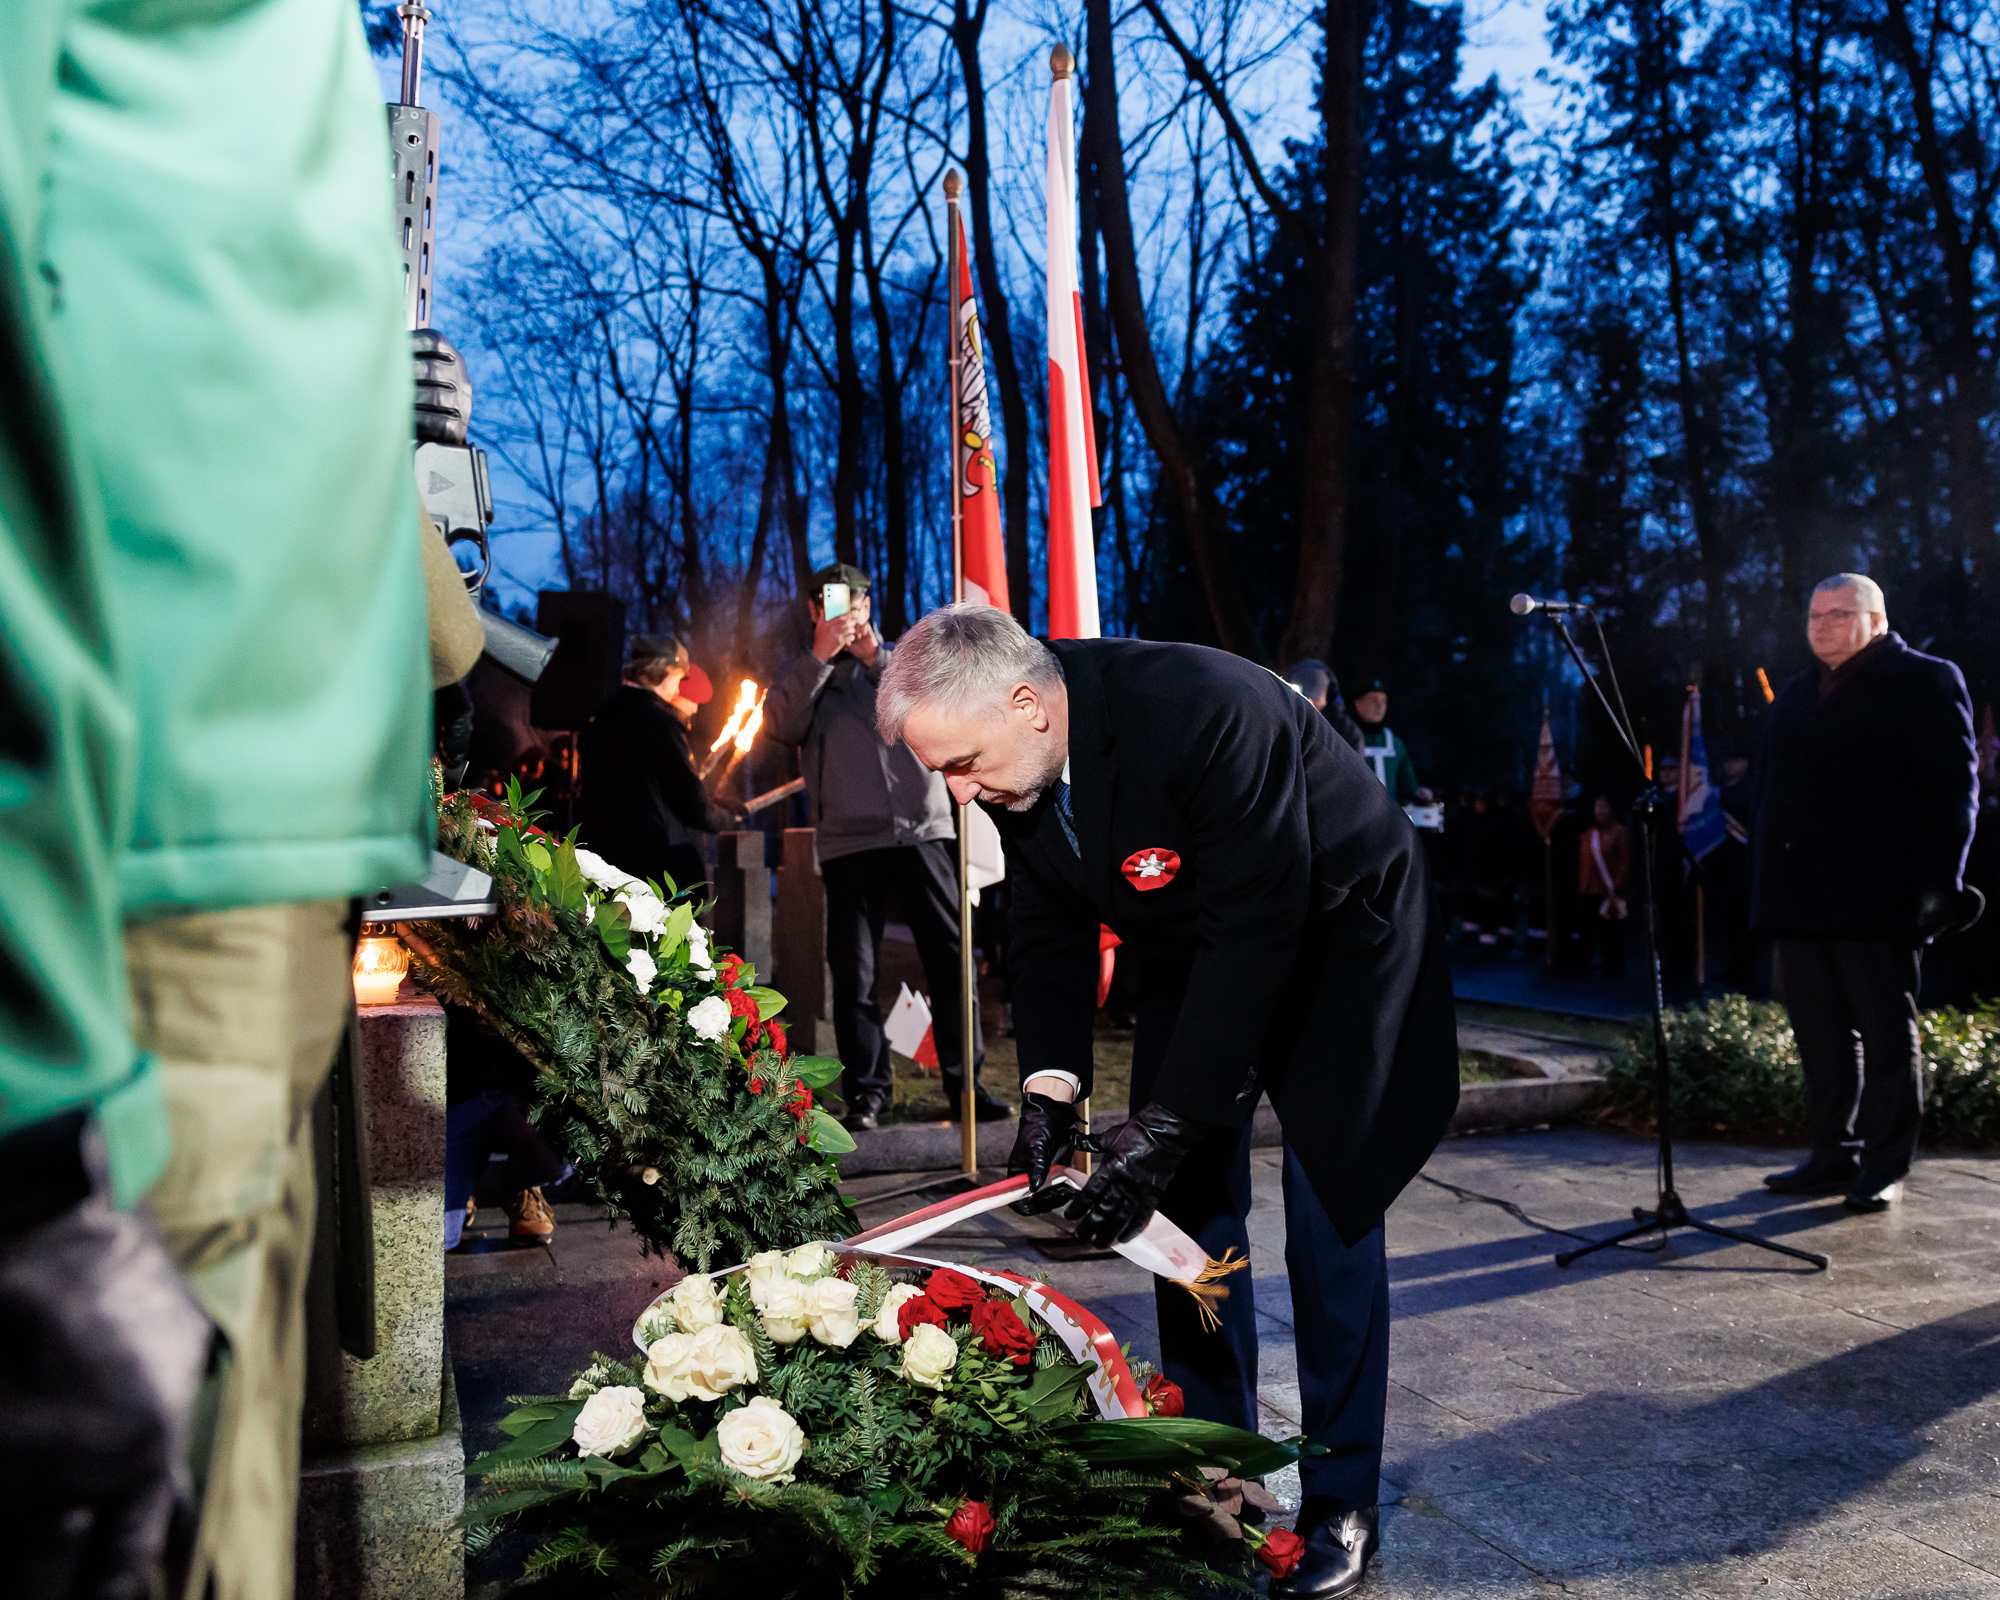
[946, 171, 977, 1176]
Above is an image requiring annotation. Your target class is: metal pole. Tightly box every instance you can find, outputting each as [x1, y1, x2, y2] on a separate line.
[946, 172, 977, 1176]
[398, 1, 431, 106]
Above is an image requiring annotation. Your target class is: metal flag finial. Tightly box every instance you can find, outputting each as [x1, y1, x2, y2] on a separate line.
[1050, 43, 1075, 78]
[944, 168, 963, 200]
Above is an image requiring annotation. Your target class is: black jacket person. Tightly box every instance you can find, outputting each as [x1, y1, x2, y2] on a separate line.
[1752, 579, 1981, 1210]
[879, 607, 1458, 1593]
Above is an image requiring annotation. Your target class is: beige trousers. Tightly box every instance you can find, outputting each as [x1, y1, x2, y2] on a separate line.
[126, 901, 352, 1600]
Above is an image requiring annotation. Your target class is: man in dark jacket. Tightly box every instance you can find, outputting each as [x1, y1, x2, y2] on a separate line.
[578, 636, 739, 896]
[764, 564, 999, 1130]
[1753, 574, 1982, 1212]
[878, 605, 1459, 1599]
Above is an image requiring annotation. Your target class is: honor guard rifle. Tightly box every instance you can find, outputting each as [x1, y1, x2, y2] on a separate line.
[388, 0, 554, 683]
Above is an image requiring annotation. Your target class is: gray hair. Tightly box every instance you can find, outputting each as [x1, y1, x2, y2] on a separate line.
[1813, 572, 1887, 616]
[876, 603, 1061, 743]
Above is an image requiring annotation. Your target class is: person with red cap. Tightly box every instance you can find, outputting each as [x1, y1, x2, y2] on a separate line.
[578, 635, 741, 896]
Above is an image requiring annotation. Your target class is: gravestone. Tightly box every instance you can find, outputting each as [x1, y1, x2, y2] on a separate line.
[773, 828, 832, 1054]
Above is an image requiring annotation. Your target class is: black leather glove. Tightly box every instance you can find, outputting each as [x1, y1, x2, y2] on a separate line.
[0, 1110, 213, 1600]
[1916, 884, 1986, 941]
[412, 327, 473, 447]
[1007, 1092, 1103, 1201]
[1020, 1100, 1207, 1249]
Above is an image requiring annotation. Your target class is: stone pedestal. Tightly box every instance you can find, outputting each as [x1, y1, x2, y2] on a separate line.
[711, 830, 773, 976]
[298, 988, 464, 1600]
[773, 828, 832, 1053]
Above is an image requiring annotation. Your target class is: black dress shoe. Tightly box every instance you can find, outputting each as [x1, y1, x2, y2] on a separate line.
[841, 1101, 882, 1133]
[1764, 1155, 1859, 1195]
[1273, 1505, 1378, 1598]
[1844, 1176, 1905, 1213]
[942, 1084, 1016, 1122]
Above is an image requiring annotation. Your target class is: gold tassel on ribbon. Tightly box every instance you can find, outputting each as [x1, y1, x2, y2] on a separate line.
[1172, 1248, 1251, 1332]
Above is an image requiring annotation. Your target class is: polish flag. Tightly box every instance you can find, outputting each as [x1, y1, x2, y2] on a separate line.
[1046, 58, 1101, 640]
[953, 210, 1010, 614]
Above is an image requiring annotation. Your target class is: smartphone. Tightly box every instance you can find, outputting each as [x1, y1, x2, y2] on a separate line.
[822, 581, 850, 619]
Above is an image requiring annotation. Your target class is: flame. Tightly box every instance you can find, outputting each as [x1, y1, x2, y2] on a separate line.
[353, 931, 410, 1006]
[709, 679, 761, 754]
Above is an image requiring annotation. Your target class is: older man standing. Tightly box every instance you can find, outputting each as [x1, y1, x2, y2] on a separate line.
[878, 605, 1459, 1599]
[1754, 574, 1981, 1213]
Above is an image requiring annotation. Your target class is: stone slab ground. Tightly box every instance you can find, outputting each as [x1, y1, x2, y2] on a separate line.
[449, 1128, 2000, 1598]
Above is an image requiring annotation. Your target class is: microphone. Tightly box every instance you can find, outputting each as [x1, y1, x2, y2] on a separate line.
[1510, 594, 1581, 615]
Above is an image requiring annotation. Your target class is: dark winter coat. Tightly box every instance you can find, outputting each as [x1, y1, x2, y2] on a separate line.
[1750, 632, 1977, 943]
[995, 638, 1459, 1245]
[577, 685, 733, 893]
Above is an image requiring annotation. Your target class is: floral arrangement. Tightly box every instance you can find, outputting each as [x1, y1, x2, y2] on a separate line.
[402, 778, 853, 1268]
[464, 1249, 1308, 1595]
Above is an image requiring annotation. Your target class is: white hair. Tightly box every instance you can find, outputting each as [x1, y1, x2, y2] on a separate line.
[1814, 572, 1886, 616]
[876, 603, 1060, 743]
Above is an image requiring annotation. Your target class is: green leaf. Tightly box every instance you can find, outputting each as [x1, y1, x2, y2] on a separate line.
[807, 1106, 856, 1154]
[790, 1054, 845, 1090]
[657, 902, 694, 961]
[1052, 1417, 1304, 1479]
[594, 898, 632, 962]
[524, 841, 552, 874]
[467, 1401, 585, 1469]
[1016, 1360, 1095, 1423]
[548, 839, 589, 914]
[746, 985, 786, 1021]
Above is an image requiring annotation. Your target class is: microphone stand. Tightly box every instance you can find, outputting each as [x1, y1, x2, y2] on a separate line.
[1526, 605, 1828, 1272]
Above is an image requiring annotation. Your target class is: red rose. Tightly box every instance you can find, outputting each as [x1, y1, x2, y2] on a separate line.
[748, 1075, 764, 1094]
[1141, 1373, 1185, 1418]
[924, 1268, 986, 1316]
[1256, 1527, 1305, 1579]
[765, 1019, 788, 1059]
[897, 1294, 948, 1341]
[790, 1084, 813, 1119]
[969, 1300, 1036, 1366]
[945, 1500, 995, 1556]
[726, 986, 760, 1025]
[718, 954, 749, 989]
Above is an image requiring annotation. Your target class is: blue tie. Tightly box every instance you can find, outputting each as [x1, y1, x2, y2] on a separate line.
[1052, 779, 1080, 857]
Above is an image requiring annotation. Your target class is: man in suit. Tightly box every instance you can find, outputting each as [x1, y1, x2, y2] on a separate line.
[1753, 573, 1982, 1212]
[878, 605, 1459, 1598]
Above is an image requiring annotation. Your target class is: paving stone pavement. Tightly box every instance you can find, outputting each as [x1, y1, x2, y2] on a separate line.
[448, 1128, 2000, 1598]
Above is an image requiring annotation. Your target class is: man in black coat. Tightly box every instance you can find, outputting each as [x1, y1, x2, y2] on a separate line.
[1753, 574, 1982, 1212]
[578, 635, 740, 895]
[878, 605, 1459, 1599]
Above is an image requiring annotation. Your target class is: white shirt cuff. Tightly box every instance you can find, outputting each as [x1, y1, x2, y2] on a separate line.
[1022, 1070, 1083, 1099]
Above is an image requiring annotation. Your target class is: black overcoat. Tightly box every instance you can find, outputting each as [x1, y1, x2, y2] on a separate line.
[995, 639, 1459, 1245]
[577, 685, 714, 892]
[1750, 632, 1977, 943]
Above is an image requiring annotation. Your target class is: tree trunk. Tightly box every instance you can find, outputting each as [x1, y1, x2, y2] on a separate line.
[1084, 0, 1263, 659]
[950, 0, 1033, 624]
[1882, 0, 1996, 586]
[1280, 0, 1364, 670]
[863, 214, 910, 634]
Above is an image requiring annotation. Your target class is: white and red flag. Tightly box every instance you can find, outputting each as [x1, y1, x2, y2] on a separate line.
[1045, 59, 1101, 640]
[952, 209, 1010, 613]
[1527, 703, 1563, 842]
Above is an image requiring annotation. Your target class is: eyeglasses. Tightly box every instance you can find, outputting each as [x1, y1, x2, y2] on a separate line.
[1807, 608, 1864, 623]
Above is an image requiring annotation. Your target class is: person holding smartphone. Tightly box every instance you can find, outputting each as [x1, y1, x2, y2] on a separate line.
[764, 563, 1006, 1130]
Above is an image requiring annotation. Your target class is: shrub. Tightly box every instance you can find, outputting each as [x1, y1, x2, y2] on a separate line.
[1601, 994, 2000, 1148]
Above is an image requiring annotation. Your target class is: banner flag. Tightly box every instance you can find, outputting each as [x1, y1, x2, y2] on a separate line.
[1678, 689, 1728, 862]
[1528, 703, 1563, 842]
[953, 210, 1009, 613]
[1045, 59, 1101, 640]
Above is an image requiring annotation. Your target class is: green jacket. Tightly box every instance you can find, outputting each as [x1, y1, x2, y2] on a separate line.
[45, 0, 431, 918]
[0, 1, 163, 1205]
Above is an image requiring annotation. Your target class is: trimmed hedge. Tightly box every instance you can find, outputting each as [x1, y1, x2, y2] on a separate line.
[1602, 993, 2000, 1147]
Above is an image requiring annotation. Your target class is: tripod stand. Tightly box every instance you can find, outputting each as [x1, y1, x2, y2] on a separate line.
[1520, 602, 1830, 1272]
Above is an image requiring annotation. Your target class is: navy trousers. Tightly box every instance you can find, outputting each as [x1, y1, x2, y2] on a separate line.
[1149, 1122, 1389, 1512]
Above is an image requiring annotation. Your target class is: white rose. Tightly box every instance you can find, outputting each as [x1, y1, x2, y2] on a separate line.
[743, 1249, 790, 1303]
[687, 995, 732, 1042]
[643, 1333, 697, 1402]
[871, 1283, 925, 1345]
[899, 1322, 959, 1389]
[635, 1303, 678, 1347]
[574, 848, 634, 892]
[686, 922, 716, 978]
[626, 946, 658, 993]
[716, 1395, 805, 1484]
[785, 1242, 835, 1281]
[757, 1278, 811, 1344]
[621, 888, 669, 936]
[683, 1323, 758, 1400]
[805, 1276, 861, 1348]
[571, 1385, 649, 1457]
[668, 1273, 725, 1331]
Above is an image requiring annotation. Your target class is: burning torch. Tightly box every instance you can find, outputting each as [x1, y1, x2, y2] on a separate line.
[700, 680, 767, 788]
